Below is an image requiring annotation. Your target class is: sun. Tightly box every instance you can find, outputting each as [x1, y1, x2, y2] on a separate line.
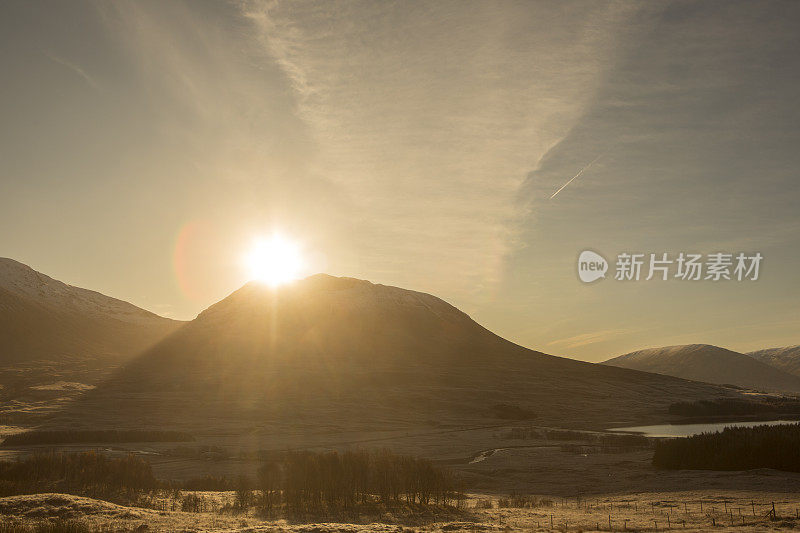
[244, 233, 305, 287]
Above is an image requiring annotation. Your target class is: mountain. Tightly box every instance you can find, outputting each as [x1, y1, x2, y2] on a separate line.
[748, 346, 800, 377]
[0, 258, 181, 364]
[64, 275, 733, 438]
[603, 344, 800, 393]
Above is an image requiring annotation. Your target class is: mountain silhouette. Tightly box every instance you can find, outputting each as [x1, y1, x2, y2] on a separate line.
[63, 275, 734, 436]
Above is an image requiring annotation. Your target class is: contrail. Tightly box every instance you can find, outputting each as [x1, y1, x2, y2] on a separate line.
[549, 154, 603, 200]
[44, 51, 100, 91]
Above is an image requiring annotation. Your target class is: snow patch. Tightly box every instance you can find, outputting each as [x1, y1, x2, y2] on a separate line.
[0, 258, 165, 324]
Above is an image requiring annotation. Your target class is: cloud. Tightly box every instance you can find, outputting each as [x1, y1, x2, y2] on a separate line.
[241, 0, 638, 294]
[7, 1, 798, 357]
[548, 328, 633, 349]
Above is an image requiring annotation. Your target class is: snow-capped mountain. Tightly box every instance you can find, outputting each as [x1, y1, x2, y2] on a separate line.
[0, 258, 181, 363]
[0, 258, 164, 324]
[604, 344, 800, 393]
[748, 346, 800, 377]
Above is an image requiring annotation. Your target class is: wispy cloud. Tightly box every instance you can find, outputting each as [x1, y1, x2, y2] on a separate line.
[548, 329, 633, 349]
[241, 0, 636, 294]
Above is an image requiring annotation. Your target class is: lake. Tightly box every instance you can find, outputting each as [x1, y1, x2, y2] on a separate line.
[609, 419, 800, 438]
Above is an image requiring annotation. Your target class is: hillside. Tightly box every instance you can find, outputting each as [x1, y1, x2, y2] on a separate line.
[603, 344, 800, 393]
[62, 275, 733, 441]
[748, 346, 800, 377]
[0, 258, 181, 364]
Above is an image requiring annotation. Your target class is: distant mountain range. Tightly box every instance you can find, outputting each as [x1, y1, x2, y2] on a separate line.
[0, 257, 181, 364]
[604, 344, 800, 393]
[5, 257, 798, 440]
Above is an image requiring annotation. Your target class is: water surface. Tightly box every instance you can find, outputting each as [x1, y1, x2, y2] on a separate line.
[609, 419, 799, 438]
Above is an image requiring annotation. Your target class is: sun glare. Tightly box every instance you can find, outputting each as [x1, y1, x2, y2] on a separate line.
[244, 234, 305, 287]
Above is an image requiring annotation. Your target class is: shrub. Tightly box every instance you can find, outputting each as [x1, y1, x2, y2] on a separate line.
[475, 499, 493, 509]
[257, 462, 282, 513]
[234, 475, 253, 510]
[181, 493, 204, 513]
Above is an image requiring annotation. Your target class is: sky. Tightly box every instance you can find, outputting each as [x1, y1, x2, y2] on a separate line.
[1, 0, 799, 362]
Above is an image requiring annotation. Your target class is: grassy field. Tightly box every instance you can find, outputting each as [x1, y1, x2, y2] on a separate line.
[3, 356, 800, 531]
[3, 491, 800, 532]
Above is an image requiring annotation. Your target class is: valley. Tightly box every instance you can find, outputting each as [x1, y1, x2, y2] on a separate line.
[2, 262, 800, 531]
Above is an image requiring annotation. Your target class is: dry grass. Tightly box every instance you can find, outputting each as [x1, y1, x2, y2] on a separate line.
[3, 491, 800, 532]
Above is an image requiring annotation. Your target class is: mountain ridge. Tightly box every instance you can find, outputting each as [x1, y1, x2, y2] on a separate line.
[748, 345, 800, 377]
[0, 257, 181, 363]
[0, 258, 167, 323]
[603, 343, 800, 393]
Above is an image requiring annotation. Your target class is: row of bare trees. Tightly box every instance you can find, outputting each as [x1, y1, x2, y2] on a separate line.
[0, 451, 156, 499]
[253, 449, 462, 512]
[0, 449, 462, 515]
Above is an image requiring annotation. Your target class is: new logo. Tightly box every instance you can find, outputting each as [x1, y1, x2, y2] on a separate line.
[578, 250, 608, 283]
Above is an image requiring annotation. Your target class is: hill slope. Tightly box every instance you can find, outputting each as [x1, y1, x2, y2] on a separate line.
[603, 344, 800, 393]
[748, 346, 800, 377]
[0, 258, 181, 364]
[65, 275, 733, 437]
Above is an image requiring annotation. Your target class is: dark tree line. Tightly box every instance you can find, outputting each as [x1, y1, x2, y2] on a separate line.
[0, 451, 157, 499]
[0, 449, 462, 515]
[668, 397, 800, 418]
[256, 449, 462, 513]
[653, 423, 800, 471]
